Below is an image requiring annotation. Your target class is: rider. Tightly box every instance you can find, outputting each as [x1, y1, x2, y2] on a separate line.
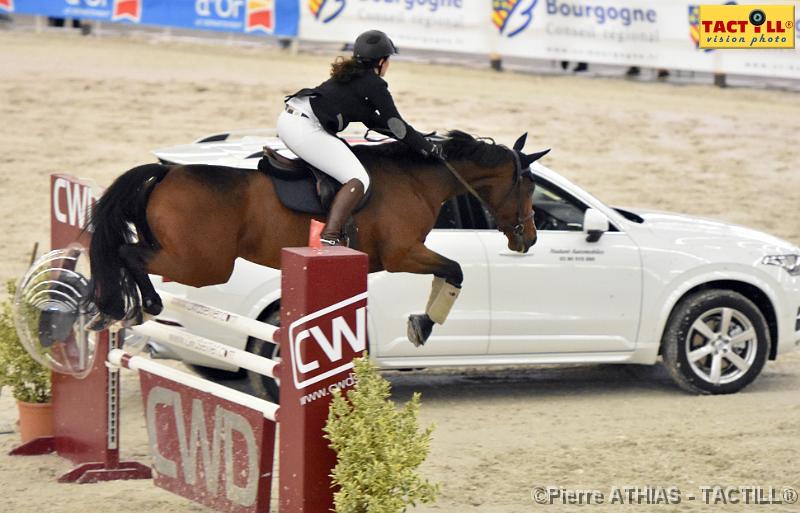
[277, 29, 443, 246]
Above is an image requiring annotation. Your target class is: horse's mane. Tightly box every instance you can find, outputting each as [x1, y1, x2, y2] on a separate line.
[354, 130, 511, 168]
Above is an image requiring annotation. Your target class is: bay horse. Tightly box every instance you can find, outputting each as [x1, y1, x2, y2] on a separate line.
[86, 130, 547, 346]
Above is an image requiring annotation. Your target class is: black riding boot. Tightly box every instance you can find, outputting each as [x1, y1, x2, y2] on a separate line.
[320, 179, 365, 246]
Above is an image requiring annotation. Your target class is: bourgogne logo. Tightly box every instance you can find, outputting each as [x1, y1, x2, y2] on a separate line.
[698, 4, 795, 48]
[492, 0, 539, 38]
[309, 0, 346, 24]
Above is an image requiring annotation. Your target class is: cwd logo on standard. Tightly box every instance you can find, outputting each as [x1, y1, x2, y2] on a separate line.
[52, 176, 95, 230]
[288, 292, 368, 389]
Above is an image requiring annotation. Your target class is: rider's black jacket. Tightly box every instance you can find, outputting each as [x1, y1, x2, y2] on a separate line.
[288, 72, 434, 155]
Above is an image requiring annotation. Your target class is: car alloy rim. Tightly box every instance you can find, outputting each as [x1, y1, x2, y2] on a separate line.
[685, 307, 758, 385]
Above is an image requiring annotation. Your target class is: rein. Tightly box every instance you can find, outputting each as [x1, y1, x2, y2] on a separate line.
[438, 148, 533, 236]
[363, 128, 533, 237]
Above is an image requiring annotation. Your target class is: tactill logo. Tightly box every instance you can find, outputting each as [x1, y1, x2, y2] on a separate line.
[698, 4, 795, 48]
[288, 292, 367, 389]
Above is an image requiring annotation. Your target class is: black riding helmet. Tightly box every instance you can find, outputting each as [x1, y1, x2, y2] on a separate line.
[353, 30, 398, 63]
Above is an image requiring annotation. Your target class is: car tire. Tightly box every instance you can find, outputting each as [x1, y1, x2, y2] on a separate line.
[189, 363, 245, 381]
[244, 308, 281, 401]
[662, 289, 770, 395]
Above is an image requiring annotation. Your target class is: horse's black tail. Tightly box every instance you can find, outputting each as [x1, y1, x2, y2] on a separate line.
[86, 163, 169, 319]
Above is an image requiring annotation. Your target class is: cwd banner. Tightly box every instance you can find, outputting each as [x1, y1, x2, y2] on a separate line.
[300, 0, 494, 54]
[9, 0, 299, 36]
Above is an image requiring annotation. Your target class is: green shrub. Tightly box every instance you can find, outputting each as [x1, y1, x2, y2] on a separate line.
[324, 356, 438, 513]
[0, 280, 51, 403]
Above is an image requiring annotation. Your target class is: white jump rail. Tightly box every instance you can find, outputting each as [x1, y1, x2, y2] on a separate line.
[129, 321, 278, 378]
[108, 348, 279, 421]
[159, 290, 279, 343]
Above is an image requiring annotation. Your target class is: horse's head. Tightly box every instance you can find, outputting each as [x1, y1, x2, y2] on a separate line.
[496, 132, 549, 252]
[444, 131, 548, 253]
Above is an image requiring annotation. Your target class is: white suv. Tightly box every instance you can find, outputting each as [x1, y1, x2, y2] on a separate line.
[148, 131, 800, 397]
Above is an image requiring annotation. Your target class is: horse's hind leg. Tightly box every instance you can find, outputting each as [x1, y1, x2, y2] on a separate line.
[86, 243, 163, 331]
[119, 244, 164, 317]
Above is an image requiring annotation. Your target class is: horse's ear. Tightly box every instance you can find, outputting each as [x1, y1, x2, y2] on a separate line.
[513, 132, 528, 152]
[521, 148, 550, 167]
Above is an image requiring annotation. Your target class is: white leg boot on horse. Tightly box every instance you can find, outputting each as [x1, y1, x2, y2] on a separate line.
[425, 276, 461, 324]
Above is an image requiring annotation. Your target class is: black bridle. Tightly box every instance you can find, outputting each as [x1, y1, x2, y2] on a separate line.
[438, 146, 534, 242]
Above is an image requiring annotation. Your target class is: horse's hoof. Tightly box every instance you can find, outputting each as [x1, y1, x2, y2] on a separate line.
[121, 314, 140, 328]
[407, 314, 434, 347]
[143, 296, 164, 316]
[86, 313, 116, 332]
[120, 308, 154, 328]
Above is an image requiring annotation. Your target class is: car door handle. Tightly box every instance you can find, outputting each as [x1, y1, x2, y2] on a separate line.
[497, 252, 536, 257]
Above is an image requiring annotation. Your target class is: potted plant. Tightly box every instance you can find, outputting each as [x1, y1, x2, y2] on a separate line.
[324, 356, 438, 513]
[0, 280, 52, 443]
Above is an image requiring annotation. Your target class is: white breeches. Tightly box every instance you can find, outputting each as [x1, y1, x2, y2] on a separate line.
[277, 97, 370, 190]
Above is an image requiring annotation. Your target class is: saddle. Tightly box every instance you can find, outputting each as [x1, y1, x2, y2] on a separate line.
[258, 147, 371, 216]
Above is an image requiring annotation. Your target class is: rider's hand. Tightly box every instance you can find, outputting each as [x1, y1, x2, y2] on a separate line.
[426, 142, 446, 161]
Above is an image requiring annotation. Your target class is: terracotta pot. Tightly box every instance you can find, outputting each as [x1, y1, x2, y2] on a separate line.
[16, 400, 54, 443]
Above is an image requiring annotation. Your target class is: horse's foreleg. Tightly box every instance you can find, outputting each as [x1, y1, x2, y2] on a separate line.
[425, 276, 461, 323]
[382, 244, 463, 347]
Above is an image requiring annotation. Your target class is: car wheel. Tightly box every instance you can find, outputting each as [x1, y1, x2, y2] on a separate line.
[244, 308, 281, 401]
[662, 290, 770, 395]
[189, 363, 245, 381]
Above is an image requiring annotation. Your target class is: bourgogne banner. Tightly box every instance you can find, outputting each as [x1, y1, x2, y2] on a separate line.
[300, 0, 494, 54]
[299, 0, 799, 79]
[4, 0, 798, 78]
[491, 0, 798, 78]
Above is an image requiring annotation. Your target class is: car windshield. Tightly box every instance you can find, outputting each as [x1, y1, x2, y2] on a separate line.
[532, 179, 587, 231]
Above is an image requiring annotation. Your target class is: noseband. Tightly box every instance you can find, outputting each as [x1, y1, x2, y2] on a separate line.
[438, 146, 533, 239]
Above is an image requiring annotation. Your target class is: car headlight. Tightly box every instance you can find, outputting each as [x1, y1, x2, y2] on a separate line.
[762, 254, 800, 276]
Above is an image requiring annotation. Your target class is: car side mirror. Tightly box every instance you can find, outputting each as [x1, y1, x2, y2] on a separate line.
[583, 208, 609, 242]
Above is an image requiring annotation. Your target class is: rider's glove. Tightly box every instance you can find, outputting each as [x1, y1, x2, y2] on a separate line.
[426, 142, 446, 161]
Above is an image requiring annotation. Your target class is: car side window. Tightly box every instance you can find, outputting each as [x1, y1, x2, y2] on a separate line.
[532, 179, 587, 231]
[434, 195, 493, 230]
[433, 180, 591, 232]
